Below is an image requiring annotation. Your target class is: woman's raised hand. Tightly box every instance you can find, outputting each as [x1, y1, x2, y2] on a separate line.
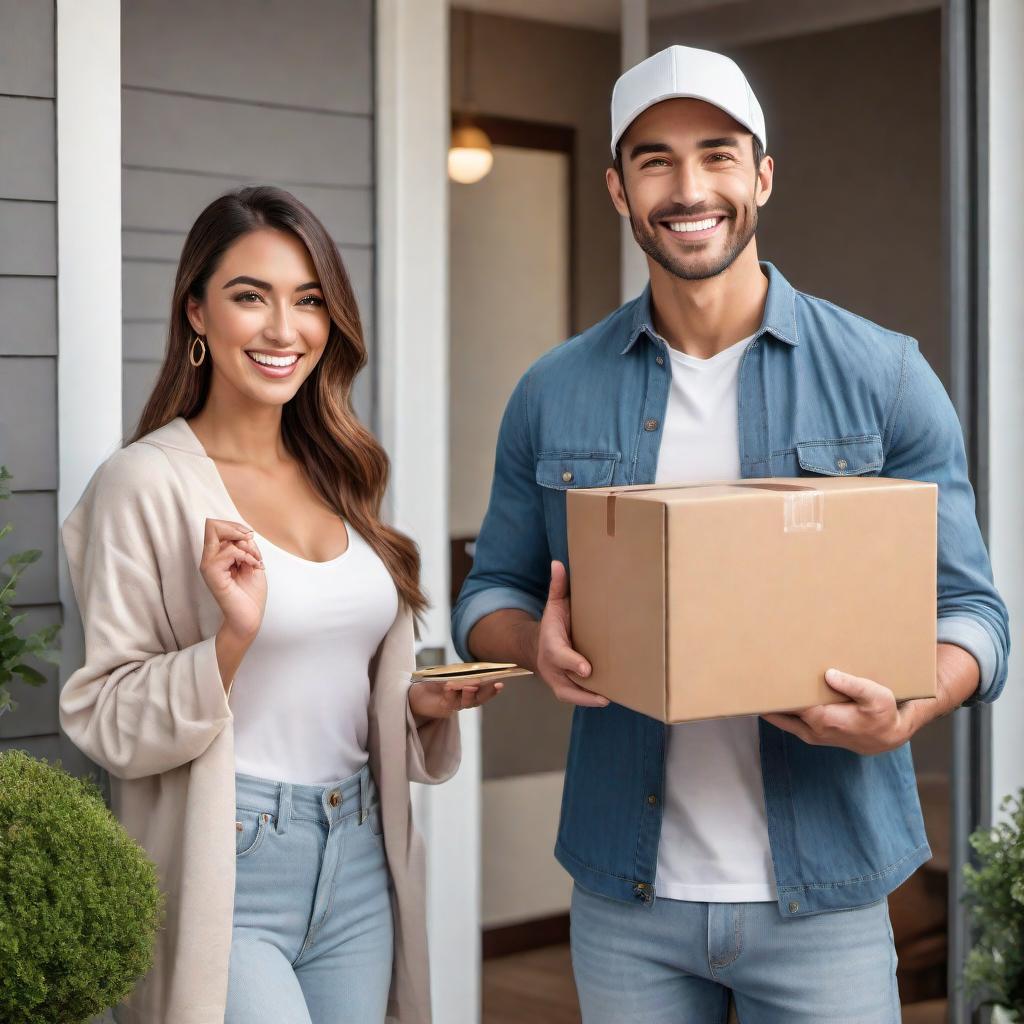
[199, 518, 267, 642]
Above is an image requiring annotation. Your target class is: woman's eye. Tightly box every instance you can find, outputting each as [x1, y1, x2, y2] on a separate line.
[233, 291, 263, 303]
[297, 295, 325, 307]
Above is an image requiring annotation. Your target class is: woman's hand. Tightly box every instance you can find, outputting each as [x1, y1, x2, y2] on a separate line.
[408, 679, 505, 724]
[199, 518, 267, 642]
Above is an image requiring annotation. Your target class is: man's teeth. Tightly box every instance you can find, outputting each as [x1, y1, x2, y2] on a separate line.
[247, 352, 299, 367]
[667, 217, 719, 233]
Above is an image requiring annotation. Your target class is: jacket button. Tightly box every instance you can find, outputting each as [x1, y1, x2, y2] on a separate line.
[836, 458, 848, 471]
[647, 794, 658, 805]
[562, 470, 574, 483]
[328, 791, 341, 807]
[644, 418, 659, 432]
[656, 355, 665, 366]
[788, 900, 800, 913]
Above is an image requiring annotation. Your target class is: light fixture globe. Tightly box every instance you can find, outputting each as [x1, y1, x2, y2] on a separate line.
[448, 123, 494, 184]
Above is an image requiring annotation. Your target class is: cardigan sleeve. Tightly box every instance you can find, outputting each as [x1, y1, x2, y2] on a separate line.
[58, 446, 233, 781]
[405, 697, 461, 785]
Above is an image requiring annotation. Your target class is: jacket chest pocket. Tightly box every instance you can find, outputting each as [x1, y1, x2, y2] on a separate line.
[535, 453, 619, 555]
[794, 434, 884, 477]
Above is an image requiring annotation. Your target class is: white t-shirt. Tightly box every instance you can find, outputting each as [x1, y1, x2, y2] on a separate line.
[652, 331, 778, 903]
[230, 521, 399, 785]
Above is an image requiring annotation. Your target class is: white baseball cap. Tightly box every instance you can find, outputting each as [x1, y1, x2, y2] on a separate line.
[610, 44, 766, 157]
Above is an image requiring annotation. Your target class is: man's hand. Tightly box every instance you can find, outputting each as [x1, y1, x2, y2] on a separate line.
[762, 643, 981, 755]
[535, 561, 610, 708]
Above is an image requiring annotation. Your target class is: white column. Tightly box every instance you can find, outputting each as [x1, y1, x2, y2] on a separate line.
[376, 2, 482, 1021]
[620, 0, 650, 303]
[987, 1, 1024, 826]
[55, 0, 122, 778]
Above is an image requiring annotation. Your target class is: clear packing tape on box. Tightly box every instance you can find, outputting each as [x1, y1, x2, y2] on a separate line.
[603, 481, 825, 538]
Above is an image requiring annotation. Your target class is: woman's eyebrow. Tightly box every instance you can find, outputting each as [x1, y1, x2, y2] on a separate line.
[222, 276, 322, 292]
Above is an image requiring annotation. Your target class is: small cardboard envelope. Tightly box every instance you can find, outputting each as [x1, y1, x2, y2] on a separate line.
[410, 661, 532, 689]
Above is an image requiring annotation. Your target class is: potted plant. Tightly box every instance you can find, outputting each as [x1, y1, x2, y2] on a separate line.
[963, 787, 1024, 1021]
[0, 464, 61, 719]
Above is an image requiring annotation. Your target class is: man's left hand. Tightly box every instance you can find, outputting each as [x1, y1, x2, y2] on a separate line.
[762, 670, 917, 755]
[761, 645, 980, 755]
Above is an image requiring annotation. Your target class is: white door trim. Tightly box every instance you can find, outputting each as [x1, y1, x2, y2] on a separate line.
[55, 0, 122, 777]
[376, 2, 482, 1020]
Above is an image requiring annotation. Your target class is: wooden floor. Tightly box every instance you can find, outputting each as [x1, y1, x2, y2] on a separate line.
[483, 944, 581, 1024]
[482, 945, 948, 1024]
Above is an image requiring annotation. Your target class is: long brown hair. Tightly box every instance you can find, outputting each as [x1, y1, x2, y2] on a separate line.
[128, 185, 427, 616]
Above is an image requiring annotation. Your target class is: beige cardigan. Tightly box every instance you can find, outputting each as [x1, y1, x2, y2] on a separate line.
[58, 416, 461, 1024]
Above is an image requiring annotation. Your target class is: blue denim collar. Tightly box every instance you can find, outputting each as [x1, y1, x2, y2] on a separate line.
[620, 259, 800, 355]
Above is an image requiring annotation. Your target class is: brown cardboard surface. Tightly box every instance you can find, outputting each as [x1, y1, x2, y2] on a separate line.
[567, 477, 937, 723]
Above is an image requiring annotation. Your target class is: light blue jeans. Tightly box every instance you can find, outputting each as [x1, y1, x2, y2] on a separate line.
[570, 882, 901, 1023]
[225, 764, 394, 1024]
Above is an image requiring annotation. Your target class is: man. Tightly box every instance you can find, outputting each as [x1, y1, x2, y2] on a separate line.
[453, 45, 1009, 1023]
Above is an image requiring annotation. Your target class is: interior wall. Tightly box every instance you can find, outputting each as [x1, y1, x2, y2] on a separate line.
[450, 7, 621, 333]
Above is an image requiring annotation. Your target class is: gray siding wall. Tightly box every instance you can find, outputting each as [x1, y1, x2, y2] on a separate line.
[0, 0, 62, 762]
[120, 0, 376, 437]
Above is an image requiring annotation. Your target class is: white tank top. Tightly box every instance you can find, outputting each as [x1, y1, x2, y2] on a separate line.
[229, 520, 400, 785]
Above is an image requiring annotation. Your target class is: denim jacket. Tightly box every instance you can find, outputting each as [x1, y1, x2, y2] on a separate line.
[452, 261, 1010, 917]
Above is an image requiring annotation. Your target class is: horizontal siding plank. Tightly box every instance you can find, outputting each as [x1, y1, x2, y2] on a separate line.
[122, 172, 373, 244]
[0, 277, 57, 354]
[121, 0, 371, 115]
[0, 733, 62, 763]
[0, 200, 55, 275]
[122, 361, 163, 441]
[0, 356, 57, 490]
[0, 1, 54, 98]
[122, 90, 372, 187]
[0, 96, 55, 201]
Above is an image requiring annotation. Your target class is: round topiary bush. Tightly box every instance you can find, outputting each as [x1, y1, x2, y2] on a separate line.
[0, 750, 164, 1023]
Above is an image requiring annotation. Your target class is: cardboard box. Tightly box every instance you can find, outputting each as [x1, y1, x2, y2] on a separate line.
[566, 478, 937, 723]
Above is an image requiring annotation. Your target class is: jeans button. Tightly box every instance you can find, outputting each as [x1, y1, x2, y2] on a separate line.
[788, 900, 800, 913]
[644, 418, 659, 432]
[328, 791, 341, 807]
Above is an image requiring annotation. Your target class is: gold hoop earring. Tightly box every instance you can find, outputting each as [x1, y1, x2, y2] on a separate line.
[189, 334, 207, 367]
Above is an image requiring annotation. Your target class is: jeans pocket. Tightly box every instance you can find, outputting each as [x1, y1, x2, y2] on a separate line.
[235, 808, 271, 858]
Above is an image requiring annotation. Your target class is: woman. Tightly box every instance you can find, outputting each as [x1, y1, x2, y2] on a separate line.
[58, 186, 500, 1024]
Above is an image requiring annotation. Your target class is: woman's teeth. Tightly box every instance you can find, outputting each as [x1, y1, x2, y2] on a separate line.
[246, 352, 299, 367]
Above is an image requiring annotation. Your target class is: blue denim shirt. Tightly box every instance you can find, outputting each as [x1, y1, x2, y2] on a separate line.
[452, 261, 1010, 917]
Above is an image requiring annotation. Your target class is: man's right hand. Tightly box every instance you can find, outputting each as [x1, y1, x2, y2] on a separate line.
[535, 561, 609, 708]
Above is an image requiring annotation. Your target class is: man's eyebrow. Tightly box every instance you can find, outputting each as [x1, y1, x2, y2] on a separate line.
[222, 276, 323, 292]
[627, 142, 673, 161]
[698, 136, 741, 150]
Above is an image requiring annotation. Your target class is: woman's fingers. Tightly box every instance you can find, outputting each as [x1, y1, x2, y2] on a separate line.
[216, 540, 262, 570]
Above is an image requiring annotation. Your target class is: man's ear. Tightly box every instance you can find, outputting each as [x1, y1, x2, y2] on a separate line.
[606, 165, 631, 218]
[754, 154, 774, 208]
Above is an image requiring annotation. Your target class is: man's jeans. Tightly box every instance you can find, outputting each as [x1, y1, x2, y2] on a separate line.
[570, 882, 900, 1023]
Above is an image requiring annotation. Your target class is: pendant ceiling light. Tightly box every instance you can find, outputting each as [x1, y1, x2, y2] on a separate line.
[448, 11, 493, 185]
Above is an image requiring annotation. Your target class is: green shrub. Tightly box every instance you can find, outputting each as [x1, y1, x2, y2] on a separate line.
[0, 750, 164, 1023]
[963, 788, 1024, 1020]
